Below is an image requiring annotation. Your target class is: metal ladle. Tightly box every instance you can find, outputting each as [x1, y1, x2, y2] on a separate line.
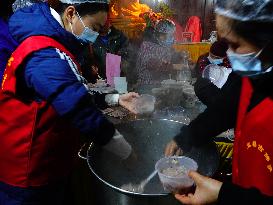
[121, 170, 158, 193]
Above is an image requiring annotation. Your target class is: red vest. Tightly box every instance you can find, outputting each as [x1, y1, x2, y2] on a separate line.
[0, 36, 81, 187]
[233, 77, 273, 196]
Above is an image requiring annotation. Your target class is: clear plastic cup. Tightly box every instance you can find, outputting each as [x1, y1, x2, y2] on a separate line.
[152, 87, 164, 95]
[114, 77, 128, 94]
[115, 82, 128, 94]
[134, 94, 156, 114]
[161, 79, 177, 88]
[176, 69, 192, 83]
[155, 156, 198, 194]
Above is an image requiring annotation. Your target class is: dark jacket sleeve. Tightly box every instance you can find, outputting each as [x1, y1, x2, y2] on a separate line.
[194, 77, 222, 107]
[218, 182, 273, 205]
[174, 73, 242, 152]
[0, 18, 18, 82]
[194, 72, 239, 108]
[23, 48, 115, 145]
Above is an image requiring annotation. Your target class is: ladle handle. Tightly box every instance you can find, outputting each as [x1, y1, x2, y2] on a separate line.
[141, 170, 158, 187]
[146, 170, 158, 182]
[78, 142, 93, 160]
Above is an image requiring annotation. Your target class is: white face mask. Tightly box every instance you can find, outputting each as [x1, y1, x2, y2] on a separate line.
[226, 48, 264, 75]
[207, 55, 224, 65]
[70, 11, 99, 44]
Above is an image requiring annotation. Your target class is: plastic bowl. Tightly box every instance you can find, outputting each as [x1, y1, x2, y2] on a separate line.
[182, 83, 194, 91]
[134, 94, 156, 114]
[155, 156, 198, 194]
[161, 79, 177, 88]
[152, 87, 166, 95]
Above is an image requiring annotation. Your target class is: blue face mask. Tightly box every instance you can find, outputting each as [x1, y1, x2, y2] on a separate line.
[165, 37, 175, 46]
[208, 55, 224, 65]
[227, 48, 263, 75]
[70, 12, 99, 44]
[78, 26, 99, 44]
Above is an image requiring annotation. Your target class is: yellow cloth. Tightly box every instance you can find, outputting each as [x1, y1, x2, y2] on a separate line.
[110, 0, 150, 18]
[120, 2, 150, 17]
[215, 141, 233, 159]
[173, 43, 212, 63]
[109, 0, 150, 39]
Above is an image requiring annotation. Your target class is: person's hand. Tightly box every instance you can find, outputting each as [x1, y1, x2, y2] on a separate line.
[164, 140, 183, 156]
[175, 171, 223, 205]
[119, 92, 140, 114]
[91, 65, 99, 76]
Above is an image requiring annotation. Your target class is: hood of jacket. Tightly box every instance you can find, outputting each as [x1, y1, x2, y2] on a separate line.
[9, 2, 85, 58]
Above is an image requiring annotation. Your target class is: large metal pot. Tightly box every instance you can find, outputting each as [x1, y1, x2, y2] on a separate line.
[83, 119, 219, 205]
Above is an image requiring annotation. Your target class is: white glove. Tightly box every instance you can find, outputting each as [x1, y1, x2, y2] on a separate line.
[105, 94, 120, 106]
[202, 65, 232, 89]
[215, 67, 232, 89]
[103, 129, 132, 160]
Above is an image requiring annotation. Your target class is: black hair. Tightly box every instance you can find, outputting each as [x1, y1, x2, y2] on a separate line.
[232, 20, 273, 49]
[55, 2, 109, 17]
[0, 0, 14, 20]
[231, 20, 273, 64]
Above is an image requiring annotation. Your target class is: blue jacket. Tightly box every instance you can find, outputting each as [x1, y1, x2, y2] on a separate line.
[0, 18, 18, 82]
[8, 3, 114, 145]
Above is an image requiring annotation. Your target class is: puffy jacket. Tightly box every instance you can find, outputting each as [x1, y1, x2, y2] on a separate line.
[8, 3, 115, 147]
[0, 18, 18, 82]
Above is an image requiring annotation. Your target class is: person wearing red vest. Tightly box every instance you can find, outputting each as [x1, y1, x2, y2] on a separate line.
[0, 1, 139, 204]
[165, 0, 273, 204]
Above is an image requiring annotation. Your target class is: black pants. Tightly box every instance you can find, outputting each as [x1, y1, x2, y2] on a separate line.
[0, 179, 67, 205]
